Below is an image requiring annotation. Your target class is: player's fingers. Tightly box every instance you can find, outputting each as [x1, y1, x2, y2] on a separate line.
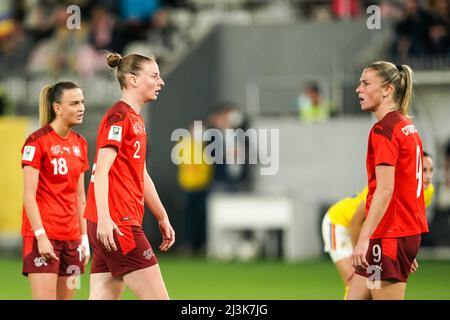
[362, 256, 369, 269]
[159, 239, 169, 251]
[108, 235, 117, 251]
[49, 249, 59, 261]
[101, 236, 111, 252]
[113, 224, 124, 236]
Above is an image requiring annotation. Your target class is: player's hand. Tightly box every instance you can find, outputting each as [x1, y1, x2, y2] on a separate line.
[410, 258, 419, 273]
[97, 216, 123, 252]
[80, 234, 90, 266]
[352, 237, 369, 272]
[36, 234, 59, 262]
[158, 218, 175, 252]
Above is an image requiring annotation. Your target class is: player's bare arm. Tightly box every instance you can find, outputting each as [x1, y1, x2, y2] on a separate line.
[350, 201, 366, 247]
[94, 147, 124, 252]
[77, 174, 90, 265]
[352, 165, 394, 271]
[23, 165, 58, 261]
[143, 163, 175, 251]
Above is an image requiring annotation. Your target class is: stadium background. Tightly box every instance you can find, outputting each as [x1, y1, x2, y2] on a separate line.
[1, 0, 450, 299]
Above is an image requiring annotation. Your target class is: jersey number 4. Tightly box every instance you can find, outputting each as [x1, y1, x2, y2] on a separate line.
[51, 158, 68, 175]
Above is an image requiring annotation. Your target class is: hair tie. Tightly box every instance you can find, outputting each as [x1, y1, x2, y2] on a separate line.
[396, 64, 403, 72]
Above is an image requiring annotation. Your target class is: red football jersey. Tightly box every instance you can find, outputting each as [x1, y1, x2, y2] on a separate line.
[84, 101, 147, 227]
[366, 111, 428, 239]
[21, 125, 89, 240]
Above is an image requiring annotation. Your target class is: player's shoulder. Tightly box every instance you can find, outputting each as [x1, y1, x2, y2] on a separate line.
[24, 125, 53, 145]
[373, 111, 409, 141]
[104, 101, 131, 126]
[70, 129, 87, 144]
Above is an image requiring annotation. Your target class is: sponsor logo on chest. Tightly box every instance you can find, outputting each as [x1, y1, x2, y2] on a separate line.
[50, 144, 81, 156]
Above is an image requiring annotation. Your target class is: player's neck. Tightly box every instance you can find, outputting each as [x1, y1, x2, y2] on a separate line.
[120, 93, 143, 114]
[50, 121, 71, 139]
[373, 102, 397, 121]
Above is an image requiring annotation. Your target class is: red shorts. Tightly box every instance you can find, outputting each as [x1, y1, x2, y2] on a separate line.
[22, 237, 84, 277]
[355, 234, 421, 282]
[87, 221, 158, 278]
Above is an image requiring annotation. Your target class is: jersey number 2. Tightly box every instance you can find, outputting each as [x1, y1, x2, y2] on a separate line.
[133, 141, 140, 159]
[416, 145, 422, 198]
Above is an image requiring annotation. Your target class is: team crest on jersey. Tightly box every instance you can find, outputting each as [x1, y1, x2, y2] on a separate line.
[50, 145, 61, 155]
[34, 256, 48, 267]
[22, 146, 36, 161]
[143, 248, 154, 260]
[108, 125, 122, 142]
[132, 122, 146, 135]
[73, 146, 81, 157]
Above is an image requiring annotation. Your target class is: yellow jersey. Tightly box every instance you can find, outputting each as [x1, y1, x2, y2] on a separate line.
[176, 137, 213, 191]
[328, 184, 434, 228]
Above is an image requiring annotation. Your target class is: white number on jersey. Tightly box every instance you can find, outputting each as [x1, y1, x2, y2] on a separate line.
[416, 145, 422, 198]
[373, 244, 382, 263]
[133, 141, 140, 159]
[51, 158, 68, 175]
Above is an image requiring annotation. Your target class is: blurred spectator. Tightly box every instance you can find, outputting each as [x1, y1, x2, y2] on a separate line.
[393, 0, 450, 58]
[120, 0, 160, 20]
[27, 4, 88, 75]
[207, 102, 249, 192]
[0, 20, 34, 71]
[445, 138, 450, 188]
[394, 0, 430, 58]
[175, 121, 213, 255]
[331, 0, 361, 19]
[425, 0, 450, 54]
[145, 8, 185, 61]
[77, 5, 117, 78]
[297, 82, 334, 122]
[439, 138, 450, 208]
[426, 18, 450, 54]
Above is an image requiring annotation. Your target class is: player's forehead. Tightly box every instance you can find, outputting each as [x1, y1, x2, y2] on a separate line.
[423, 156, 433, 168]
[360, 68, 380, 82]
[60, 87, 84, 102]
[142, 60, 159, 75]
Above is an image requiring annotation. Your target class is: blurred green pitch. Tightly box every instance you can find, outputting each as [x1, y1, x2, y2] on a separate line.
[0, 257, 449, 300]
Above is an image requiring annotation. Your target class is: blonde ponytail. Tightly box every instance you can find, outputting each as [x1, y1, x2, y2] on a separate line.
[398, 64, 414, 117]
[38, 85, 54, 127]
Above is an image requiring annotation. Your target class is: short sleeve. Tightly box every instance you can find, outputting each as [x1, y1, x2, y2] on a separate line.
[97, 114, 128, 151]
[372, 127, 399, 167]
[21, 140, 42, 170]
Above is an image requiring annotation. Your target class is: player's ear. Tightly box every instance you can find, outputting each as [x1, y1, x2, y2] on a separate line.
[127, 73, 138, 88]
[382, 83, 393, 99]
[53, 102, 62, 117]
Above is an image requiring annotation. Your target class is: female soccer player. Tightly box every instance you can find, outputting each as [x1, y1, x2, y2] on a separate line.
[21, 82, 90, 300]
[84, 52, 175, 300]
[322, 153, 434, 299]
[347, 61, 428, 300]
